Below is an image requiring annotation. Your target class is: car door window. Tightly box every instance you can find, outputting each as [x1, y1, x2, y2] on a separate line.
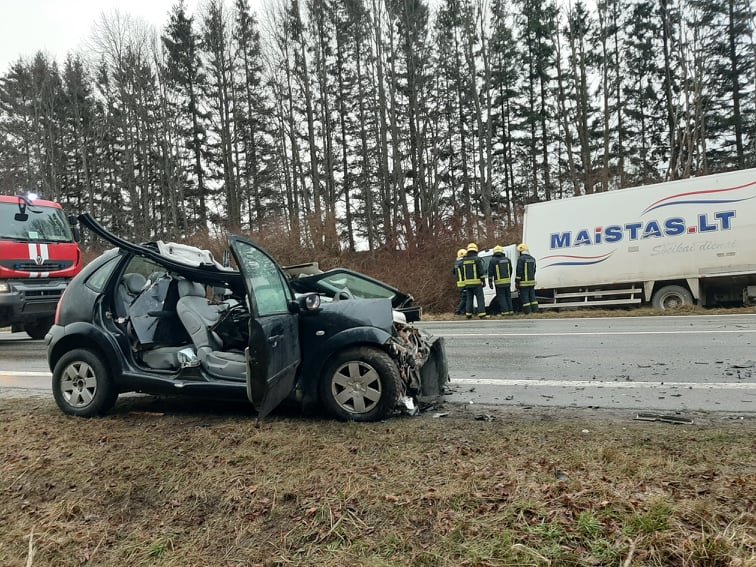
[123, 256, 164, 280]
[85, 256, 120, 292]
[234, 242, 291, 316]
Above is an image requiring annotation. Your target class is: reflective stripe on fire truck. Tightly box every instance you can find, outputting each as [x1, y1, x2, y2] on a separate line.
[25, 243, 50, 278]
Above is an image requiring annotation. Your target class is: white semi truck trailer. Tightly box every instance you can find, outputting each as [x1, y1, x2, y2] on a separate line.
[520, 168, 756, 309]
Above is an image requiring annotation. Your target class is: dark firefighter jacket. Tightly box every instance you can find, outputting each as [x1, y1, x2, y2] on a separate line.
[488, 254, 512, 286]
[461, 252, 485, 288]
[516, 253, 537, 286]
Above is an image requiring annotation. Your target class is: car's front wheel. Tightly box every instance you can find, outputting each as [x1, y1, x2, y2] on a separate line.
[319, 347, 402, 422]
[52, 349, 118, 417]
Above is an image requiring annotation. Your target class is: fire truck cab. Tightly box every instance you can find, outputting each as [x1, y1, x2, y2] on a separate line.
[0, 195, 82, 339]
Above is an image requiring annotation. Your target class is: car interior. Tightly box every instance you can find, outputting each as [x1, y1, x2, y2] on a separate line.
[113, 259, 250, 380]
[175, 279, 247, 379]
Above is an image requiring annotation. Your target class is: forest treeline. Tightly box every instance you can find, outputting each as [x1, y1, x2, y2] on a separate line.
[0, 0, 754, 253]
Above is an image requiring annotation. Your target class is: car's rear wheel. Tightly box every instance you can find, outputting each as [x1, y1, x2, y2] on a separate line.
[53, 349, 118, 417]
[319, 347, 402, 422]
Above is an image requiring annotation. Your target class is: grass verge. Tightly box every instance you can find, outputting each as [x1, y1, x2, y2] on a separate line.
[1, 398, 754, 566]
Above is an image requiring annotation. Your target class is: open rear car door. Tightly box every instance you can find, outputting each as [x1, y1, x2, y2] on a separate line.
[229, 237, 301, 418]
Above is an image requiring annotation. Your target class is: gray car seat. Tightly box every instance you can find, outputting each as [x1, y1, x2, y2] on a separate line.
[176, 280, 247, 380]
[116, 272, 186, 370]
[115, 273, 147, 318]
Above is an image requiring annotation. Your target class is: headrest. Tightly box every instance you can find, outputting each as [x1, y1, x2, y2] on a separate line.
[122, 273, 147, 294]
[178, 280, 205, 298]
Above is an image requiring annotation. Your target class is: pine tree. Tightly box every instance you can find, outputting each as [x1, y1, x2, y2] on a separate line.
[387, 0, 433, 244]
[516, 0, 557, 201]
[202, 0, 240, 228]
[60, 55, 96, 212]
[488, 0, 521, 223]
[564, 1, 599, 194]
[623, 0, 667, 184]
[0, 60, 36, 193]
[433, 0, 473, 228]
[163, 0, 209, 227]
[233, 0, 279, 231]
[688, 0, 755, 170]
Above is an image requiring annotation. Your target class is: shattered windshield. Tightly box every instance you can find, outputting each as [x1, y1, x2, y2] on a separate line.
[0, 203, 74, 243]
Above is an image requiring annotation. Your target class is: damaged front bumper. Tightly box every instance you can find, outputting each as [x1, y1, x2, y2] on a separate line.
[388, 321, 450, 414]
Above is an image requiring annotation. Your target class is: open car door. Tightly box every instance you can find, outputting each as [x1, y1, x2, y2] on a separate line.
[229, 236, 301, 418]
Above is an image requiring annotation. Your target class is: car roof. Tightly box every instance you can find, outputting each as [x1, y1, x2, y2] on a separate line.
[79, 214, 245, 291]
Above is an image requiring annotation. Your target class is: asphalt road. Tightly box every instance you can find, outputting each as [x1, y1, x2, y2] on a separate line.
[419, 314, 756, 413]
[1, 314, 755, 413]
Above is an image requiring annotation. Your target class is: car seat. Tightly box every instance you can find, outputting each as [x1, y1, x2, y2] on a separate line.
[176, 280, 247, 381]
[115, 273, 147, 318]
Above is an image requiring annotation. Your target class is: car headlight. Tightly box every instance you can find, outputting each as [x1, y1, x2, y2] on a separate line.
[0, 282, 10, 293]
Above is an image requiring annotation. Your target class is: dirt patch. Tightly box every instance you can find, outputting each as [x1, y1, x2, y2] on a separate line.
[1, 398, 754, 566]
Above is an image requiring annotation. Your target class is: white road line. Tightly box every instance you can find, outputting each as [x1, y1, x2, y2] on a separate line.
[0, 371, 51, 377]
[453, 378, 756, 390]
[442, 329, 756, 337]
[422, 314, 756, 323]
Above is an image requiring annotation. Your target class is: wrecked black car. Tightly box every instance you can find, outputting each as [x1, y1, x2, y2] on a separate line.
[46, 215, 448, 422]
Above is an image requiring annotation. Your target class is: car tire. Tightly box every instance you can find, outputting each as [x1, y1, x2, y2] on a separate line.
[52, 349, 118, 417]
[24, 318, 52, 340]
[319, 347, 402, 422]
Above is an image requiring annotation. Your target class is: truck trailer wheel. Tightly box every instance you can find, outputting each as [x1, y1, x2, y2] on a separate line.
[652, 285, 693, 310]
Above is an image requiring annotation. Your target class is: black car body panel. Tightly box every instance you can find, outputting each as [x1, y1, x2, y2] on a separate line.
[296, 299, 394, 402]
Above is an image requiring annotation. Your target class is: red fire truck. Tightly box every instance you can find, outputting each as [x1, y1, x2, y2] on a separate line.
[0, 195, 82, 338]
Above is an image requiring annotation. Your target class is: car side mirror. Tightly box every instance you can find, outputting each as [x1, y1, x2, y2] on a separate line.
[15, 199, 28, 221]
[67, 215, 80, 241]
[297, 293, 321, 313]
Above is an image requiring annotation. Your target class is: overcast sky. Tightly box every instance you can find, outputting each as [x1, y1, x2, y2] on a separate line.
[0, 0, 249, 73]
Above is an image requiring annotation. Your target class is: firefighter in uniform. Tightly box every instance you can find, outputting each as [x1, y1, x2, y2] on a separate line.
[453, 248, 467, 315]
[516, 243, 538, 314]
[488, 245, 513, 315]
[462, 242, 487, 319]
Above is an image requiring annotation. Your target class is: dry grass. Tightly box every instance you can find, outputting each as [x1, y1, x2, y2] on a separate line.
[1, 398, 754, 566]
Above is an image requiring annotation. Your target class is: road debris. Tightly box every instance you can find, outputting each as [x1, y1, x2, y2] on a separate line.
[475, 414, 496, 422]
[634, 412, 693, 425]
